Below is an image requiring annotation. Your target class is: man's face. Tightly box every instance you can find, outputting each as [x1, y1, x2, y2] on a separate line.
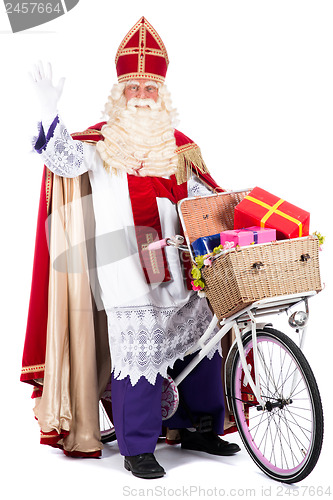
[124, 79, 159, 106]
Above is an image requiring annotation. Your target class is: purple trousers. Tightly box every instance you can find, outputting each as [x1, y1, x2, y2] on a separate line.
[111, 351, 225, 456]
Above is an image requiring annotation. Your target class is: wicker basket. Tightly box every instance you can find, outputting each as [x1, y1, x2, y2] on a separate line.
[203, 237, 322, 320]
[178, 190, 322, 320]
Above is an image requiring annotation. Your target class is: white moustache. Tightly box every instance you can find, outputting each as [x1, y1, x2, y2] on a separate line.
[127, 97, 160, 110]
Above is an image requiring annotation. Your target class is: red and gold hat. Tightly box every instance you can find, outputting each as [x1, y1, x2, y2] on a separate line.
[115, 17, 169, 84]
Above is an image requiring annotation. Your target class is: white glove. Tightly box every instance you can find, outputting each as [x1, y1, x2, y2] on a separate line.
[29, 61, 65, 130]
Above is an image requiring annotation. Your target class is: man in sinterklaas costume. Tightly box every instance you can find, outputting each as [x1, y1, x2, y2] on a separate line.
[21, 17, 240, 479]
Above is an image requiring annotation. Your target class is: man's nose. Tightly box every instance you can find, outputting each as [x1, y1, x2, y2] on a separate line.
[138, 87, 146, 98]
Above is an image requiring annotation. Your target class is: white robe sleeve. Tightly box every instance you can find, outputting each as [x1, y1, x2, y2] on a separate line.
[187, 175, 214, 197]
[34, 115, 97, 178]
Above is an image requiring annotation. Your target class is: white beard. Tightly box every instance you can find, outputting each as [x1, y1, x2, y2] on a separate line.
[96, 97, 178, 177]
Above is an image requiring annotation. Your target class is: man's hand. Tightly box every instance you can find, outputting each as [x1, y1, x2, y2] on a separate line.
[29, 61, 65, 119]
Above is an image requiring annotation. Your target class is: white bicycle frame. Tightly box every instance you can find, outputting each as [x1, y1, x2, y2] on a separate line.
[147, 235, 317, 411]
[173, 290, 316, 411]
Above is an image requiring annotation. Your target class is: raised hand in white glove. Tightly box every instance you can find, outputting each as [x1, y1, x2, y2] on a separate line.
[30, 61, 65, 130]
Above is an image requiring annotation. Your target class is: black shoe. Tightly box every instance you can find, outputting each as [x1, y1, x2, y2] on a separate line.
[180, 428, 241, 456]
[124, 453, 166, 479]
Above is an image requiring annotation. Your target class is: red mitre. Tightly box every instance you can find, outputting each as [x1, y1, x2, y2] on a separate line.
[115, 16, 169, 84]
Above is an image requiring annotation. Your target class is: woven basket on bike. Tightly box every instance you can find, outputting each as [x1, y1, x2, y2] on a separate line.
[178, 189, 322, 321]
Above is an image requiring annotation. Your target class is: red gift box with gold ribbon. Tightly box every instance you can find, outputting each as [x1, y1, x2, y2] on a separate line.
[234, 187, 310, 239]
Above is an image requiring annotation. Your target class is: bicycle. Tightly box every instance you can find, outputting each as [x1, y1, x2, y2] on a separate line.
[100, 189, 324, 484]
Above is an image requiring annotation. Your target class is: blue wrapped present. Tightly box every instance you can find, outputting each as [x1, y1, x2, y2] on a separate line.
[192, 233, 221, 256]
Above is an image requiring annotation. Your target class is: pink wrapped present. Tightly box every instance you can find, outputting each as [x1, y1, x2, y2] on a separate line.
[220, 229, 254, 248]
[244, 226, 276, 244]
[220, 227, 277, 249]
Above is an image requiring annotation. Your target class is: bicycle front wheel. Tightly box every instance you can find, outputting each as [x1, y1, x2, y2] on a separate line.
[229, 327, 323, 483]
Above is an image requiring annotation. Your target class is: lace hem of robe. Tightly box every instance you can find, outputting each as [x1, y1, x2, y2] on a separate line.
[107, 294, 221, 386]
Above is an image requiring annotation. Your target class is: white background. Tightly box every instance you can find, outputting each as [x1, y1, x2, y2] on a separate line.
[0, 1, 332, 498]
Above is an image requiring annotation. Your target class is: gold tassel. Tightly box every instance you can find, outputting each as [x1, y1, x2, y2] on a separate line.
[175, 143, 209, 185]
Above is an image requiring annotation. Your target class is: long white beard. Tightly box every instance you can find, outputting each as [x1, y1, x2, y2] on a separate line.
[96, 97, 178, 177]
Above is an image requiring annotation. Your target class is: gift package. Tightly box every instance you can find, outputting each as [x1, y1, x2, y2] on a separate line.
[192, 233, 221, 256]
[220, 229, 254, 248]
[234, 187, 310, 240]
[220, 227, 276, 248]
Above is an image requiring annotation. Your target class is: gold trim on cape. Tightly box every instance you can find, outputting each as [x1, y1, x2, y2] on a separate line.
[21, 363, 45, 375]
[175, 142, 209, 184]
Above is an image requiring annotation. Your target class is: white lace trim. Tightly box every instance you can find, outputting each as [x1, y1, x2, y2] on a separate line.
[39, 119, 85, 178]
[107, 294, 221, 386]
